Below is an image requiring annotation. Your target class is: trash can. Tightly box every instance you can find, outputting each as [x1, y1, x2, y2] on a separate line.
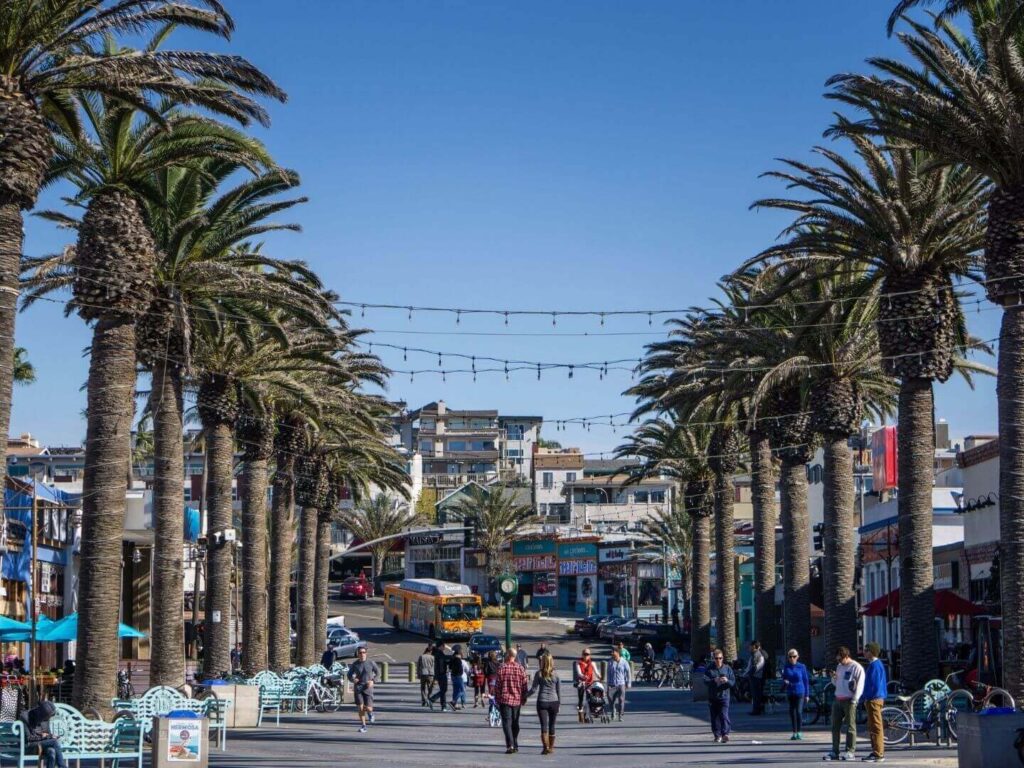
[152, 709, 210, 768]
[691, 668, 708, 702]
[956, 709, 1024, 768]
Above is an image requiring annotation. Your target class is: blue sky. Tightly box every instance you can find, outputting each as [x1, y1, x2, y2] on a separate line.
[15, 1, 1000, 453]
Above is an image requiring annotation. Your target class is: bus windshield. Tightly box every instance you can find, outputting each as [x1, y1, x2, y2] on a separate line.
[441, 603, 481, 622]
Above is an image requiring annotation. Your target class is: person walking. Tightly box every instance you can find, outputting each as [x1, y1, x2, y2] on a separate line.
[824, 646, 864, 761]
[429, 641, 451, 711]
[703, 649, 735, 743]
[450, 647, 468, 710]
[573, 648, 599, 722]
[484, 650, 501, 694]
[671, 603, 681, 633]
[471, 655, 486, 707]
[346, 647, 380, 733]
[535, 642, 549, 662]
[417, 644, 436, 707]
[526, 652, 561, 755]
[614, 640, 631, 663]
[862, 643, 889, 763]
[607, 647, 632, 721]
[494, 649, 529, 754]
[746, 641, 767, 715]
[320, 644, 337, 671]
[516, 643, 529, 670]
[781, 648, 811, 741]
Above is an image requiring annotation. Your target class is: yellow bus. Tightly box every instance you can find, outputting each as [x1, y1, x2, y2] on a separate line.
[383, 579, 483, 640]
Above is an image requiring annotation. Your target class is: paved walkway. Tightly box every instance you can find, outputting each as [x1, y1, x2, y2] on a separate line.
[206, 685, 959, 768]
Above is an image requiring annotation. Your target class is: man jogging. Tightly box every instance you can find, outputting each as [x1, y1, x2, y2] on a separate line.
[824, 646, 864, 761]
[494, 649, 529, 754]
[862, 643, 888, 763]
[417, 643, 435, 707]
[347, 647, 380, 733]
[607, 648, 632, 721]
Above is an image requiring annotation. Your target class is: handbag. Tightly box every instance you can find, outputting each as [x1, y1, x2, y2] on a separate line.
[0, 684, 23, 722]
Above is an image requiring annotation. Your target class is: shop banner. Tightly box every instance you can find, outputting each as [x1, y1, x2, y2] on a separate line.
[513, 539, 557, 556]
[577, 574, 596, 603]
[167, 718, 202, 762]
[598, 546, 631, 563]
[559, 559, 597, 576]
[534, 572, 558, 597]
[513, 554, 558, 572]
[558, 541, 597, 559]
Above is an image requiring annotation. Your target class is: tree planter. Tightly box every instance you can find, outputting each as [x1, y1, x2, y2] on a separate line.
[956, 711, 1024, 768]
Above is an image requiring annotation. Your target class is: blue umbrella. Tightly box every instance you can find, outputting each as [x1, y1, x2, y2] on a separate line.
[37, 613, 146, 643]
[0, 616, 32, 635]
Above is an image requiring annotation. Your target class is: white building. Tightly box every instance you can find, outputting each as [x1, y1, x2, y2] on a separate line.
[956, 435, 1000, 605]
[564, 473, 674, 527]
[533, 447, 583, 522]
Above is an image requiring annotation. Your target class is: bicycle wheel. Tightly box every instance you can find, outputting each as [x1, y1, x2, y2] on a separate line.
[882, 706, 912, 746]
[945, 689, 974, 717]
[802, 697, 821, 727]
[982, 688, 1015, 710]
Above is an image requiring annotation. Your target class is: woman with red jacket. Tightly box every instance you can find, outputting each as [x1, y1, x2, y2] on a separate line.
[573, 648, 600, 722]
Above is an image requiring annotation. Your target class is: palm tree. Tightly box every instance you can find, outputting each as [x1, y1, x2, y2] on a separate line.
[750, 135, 989, 687]
[0, 3, 285, 565]
[12, 347, 34, 384]
[294, 442, 328, 666]
[269, 410, 304, 670]
[828, 2, 1024, 698]
[450, 486, 532, 599]
[336, 493, 417, 580]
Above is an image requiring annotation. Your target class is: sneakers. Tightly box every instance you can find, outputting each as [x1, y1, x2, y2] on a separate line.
[862, 756, 885, 763]
[790, 734, 799, 741]
[722, 735, 729, 743]
[714, 737, 722, 743]
[797, 733, 804, 740]
[841, 753, 856, 762]
[823, 754, 839, 762]
[368, 713, 375, 724]
[358, 725, 367, 733]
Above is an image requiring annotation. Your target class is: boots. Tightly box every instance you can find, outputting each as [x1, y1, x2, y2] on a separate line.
[548, 734, 555, 754]
[577, 708, 584, 723]
[541, 734, 550, 755]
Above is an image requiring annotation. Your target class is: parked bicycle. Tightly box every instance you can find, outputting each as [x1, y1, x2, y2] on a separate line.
[306, 675, 341, 713]
[656, 661, 691, 689]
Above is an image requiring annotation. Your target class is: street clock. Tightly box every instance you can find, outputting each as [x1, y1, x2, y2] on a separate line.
[497, 574, 518, 600]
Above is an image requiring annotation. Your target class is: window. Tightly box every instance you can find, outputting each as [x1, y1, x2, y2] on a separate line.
[419, 440, 433, 453]
[449, 440, 467, 451]
[421, 419, 435, 430]
[634, 490, 649, 503]
[507, 449, 522, 458]
[542, 472, 554, 489]
[183, 488, 192, 502]
[506, 425, 524, 440]
[566, 472, 576, 483]
[538, 503, 548, 514]
[650, 490, 665, 503]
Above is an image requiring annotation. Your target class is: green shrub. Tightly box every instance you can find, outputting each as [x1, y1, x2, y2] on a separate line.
[482, 606, 541, 620]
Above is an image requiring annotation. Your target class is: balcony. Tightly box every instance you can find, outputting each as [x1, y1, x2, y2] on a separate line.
[423, 472, 499, 488]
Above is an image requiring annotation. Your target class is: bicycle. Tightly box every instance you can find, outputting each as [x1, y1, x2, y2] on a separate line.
[306, 676, 341, 713]
[881, 686, 957, 746]
[656, 661, 690, 689]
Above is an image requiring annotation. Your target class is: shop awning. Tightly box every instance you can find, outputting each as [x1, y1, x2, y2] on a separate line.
[860, 588, 983, 618]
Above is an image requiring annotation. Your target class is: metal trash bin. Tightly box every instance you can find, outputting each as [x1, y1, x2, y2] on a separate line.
[956, 710, 1024, 768]
[152, 709, 209, 768]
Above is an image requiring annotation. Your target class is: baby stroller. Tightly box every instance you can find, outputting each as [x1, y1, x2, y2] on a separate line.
[584, 682, 610, 724]
[484, 693, 502, 728]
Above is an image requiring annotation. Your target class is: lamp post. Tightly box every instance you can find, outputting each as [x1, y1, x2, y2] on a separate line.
[496, 574, 518, 652]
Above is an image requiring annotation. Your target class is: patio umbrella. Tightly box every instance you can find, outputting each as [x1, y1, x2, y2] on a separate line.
[859, 588, 983, 618]
[0, 616, 32, 635]
[0, 615, 54, 641]
[37, 613, 146, 643]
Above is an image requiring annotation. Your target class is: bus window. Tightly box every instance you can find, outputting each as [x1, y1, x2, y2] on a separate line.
[441, 603, 481, 621]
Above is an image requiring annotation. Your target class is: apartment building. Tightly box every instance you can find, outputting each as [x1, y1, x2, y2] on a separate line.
[533, 447, 584, 522]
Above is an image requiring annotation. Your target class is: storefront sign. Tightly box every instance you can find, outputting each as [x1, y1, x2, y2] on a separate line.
[598, 546, 631, 563]
[407, 532, 443, 547]
[513, 554, 557, 572]
[512, 539, 556, 556]
[167, 718, 202, 762]
[637, 563, 663, 579]
[558, 542, 597, 559]
[577, 575, 596, 602]
[559, 559, 597, 576]
[534, 572, 558, 597]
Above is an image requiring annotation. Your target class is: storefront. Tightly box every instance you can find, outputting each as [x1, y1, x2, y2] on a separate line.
[405, 530, 464, 583]
[557, 541, 598, 614]
[598, 544, 632, 616]
[511, 539, 558, 610]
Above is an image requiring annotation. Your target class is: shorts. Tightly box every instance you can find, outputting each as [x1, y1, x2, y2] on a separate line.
[354, 688, 374, 708]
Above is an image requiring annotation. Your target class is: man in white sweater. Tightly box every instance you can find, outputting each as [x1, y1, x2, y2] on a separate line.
[824, 646, 864, 761]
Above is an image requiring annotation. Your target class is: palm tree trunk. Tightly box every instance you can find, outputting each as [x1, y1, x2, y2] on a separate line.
[898, 377, 939, 690]
[296, 506, 317, 666]
[823, 435, 858, 660]
[713, 471, 737, 662]
[268, 456, 294, 671]
[314, 510, 332, 650]
[148, 358, 185, 687]
[241, 456, 269, 675]
[750, 432, 777, 666]
[203, 421, 234, 677]
[691, 514, 711, 664]
[998, 306, 1024, 702]
[780, 458, 811, 665]
[73, 318, 137, 714]
[0, 203, 22, 513]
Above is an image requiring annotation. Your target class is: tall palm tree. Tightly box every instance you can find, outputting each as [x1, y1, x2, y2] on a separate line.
[450, 487, 532, 599]
[336, 493, 417, 580]
[269, 410, 303, 670]
[750, 135, 989, 687]
[0, 2, 285, 557]
[828, 2, 1024, 698]
[294, 441, 328, 667]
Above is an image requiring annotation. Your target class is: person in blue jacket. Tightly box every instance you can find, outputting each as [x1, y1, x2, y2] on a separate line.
[861, 642, 889, 763]
[703, 648, 736, 743]
[780, 647, 811, 740]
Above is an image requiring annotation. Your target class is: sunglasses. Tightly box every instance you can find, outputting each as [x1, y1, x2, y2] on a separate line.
[714, 656, 724, 660]
[788, 654, 798, 658]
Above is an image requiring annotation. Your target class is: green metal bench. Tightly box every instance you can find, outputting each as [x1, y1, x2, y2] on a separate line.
[112, 685, 230, 751]
[0, 703, 147, 768]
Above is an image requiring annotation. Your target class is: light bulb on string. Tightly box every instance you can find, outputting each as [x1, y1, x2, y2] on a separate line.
[600, 312, 605, 327]
[438, 353, 442, 367]
[471, 356, 476, 373]
[442, 370, 447, 382]
[504, 311, 509, 326]
[568, 365, 574, 379]
[410, 371, 414, 383]
[456, 310, 461, 325]
[408, 306, 414, 321]
[537, 364, 541, 381]
[551, 312, 557, 327]
[504, 362, 509, 381]
[648, 312, 653, 325]
[361, 304, 366, 318]
[403, 347, 407, 361]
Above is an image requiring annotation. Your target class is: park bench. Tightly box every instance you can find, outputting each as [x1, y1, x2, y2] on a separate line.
[0, 702, 147, 768]
[112, 685, 230, 751]
[247, 671, 311, 726]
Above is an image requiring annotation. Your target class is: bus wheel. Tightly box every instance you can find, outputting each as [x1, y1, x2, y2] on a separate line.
[393, 617, 399, 631]
[429, 624, 436, 639]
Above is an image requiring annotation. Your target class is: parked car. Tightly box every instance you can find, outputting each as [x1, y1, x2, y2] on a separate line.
[612, 619, 638, 643]
[327, 627, 366, 659]
[338, 576, 374, 600]
[630, 620, 683, 653]
[468, 633, 503, 657]
[597, 616, 628, 640]
[573, 614, 612, 638]
[373, 570, 404, 596]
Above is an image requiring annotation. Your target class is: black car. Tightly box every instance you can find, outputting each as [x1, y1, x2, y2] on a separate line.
[468, 633, 503, 657]
[630, 621, 684, 653]
[573, 614, 612, 638]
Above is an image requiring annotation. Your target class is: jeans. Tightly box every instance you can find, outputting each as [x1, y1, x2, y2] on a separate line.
[430, 677, 448, 709]
[831, 699, 857, 754]
[787, 694, 804, 733]
[750, 676, 764, 714]
[709, 697, 731, 737]
[577, 685, 587, 710]
[419, 676, 434, 704]
[537, 701, 559, 735]
[499, 703, 521, 749]
[452, 677, 466, 707]
[865, 698, 885, 757]
[609, 685, 626, 717]
[37, 739, 67, 768]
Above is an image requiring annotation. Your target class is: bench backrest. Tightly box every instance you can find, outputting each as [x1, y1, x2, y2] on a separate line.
[49, 703, 144, 754]
[0, 720, 25, 754]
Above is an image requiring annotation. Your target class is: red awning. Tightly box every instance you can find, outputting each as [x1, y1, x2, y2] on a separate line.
[860, 588, 984, 618]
